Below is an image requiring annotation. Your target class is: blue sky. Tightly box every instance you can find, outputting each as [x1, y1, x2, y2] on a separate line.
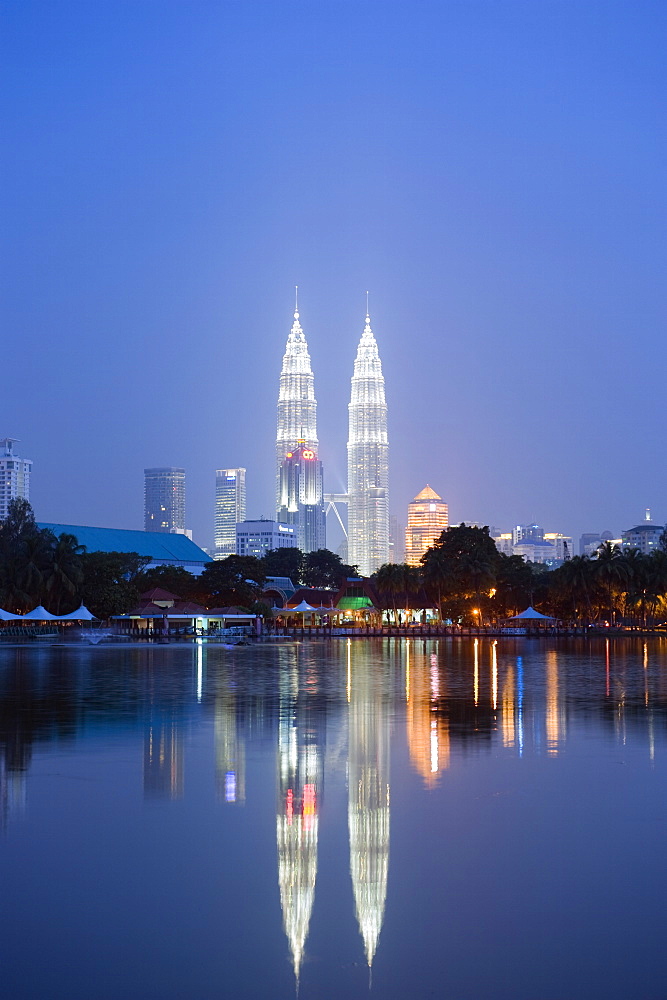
[2, 0, 665, 550]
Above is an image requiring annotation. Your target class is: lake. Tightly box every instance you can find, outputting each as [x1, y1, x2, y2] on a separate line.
[0, 636, 665, 1000]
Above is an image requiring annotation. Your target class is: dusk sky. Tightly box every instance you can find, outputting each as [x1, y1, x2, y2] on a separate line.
[2, 0, 665, 552]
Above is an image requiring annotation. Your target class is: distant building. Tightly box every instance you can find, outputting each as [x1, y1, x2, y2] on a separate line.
[494, 528, 573, 566]
[513, 523, 544, 545]
[580, 530, 614, 556]
[144, 467, 186, 533]
[0, 438, 32, 520]
[235, 519, 297, 559]
[622, 521, 664, 555]
[38, 522, 211, 575]
[405, 486, 449, 566]
[214, 468, 246, 558]
[389, 515, 403, 564]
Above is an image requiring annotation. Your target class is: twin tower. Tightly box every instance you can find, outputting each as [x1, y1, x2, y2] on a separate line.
[276, 298, 389, 577]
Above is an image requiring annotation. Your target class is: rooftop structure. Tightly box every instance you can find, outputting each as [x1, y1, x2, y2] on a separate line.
[37, 522, 211, 574]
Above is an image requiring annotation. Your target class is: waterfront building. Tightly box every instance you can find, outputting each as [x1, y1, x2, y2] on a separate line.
[144, 467, 186, 533]
[275, 298, 325, 552]
[235, 519, 296, 559]
[0, 438, 32, 520]
[405, 486, 449, 566]
[214, 468, 246, 558]
[37, 522, 211, 574]
[277, 444, 325, 553]
[347, 307, 389, 577]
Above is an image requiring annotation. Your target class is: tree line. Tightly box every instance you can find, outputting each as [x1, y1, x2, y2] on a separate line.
[374, 524, 667, 627]
[0, 499, 356, 619]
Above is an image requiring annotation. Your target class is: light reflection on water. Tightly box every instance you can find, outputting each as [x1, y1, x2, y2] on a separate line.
[0, 637, 666, 1000]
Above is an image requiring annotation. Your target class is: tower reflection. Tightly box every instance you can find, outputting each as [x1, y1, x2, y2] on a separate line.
[407, 649, 450, 785]
[348, 643, 390, 970]
[276, 648, 322, 983]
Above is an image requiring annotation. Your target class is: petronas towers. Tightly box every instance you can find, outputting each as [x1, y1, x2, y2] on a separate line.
[275, 295, 389, 574]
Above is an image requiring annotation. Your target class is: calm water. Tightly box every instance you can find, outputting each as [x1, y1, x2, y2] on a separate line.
[0, 637, 666, 1000]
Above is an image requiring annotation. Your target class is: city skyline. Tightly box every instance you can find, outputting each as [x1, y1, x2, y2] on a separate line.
[2, 2, 664, 549]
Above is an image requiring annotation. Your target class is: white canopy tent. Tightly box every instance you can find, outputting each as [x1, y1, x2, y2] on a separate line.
[58, 605, 97, 621]
[507, 606, 555, 621]
[22, 605, 57, 620]
[0, 608, 22, 620]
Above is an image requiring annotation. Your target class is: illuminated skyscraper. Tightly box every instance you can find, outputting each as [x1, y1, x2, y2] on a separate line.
[144, 467, 185, 533]
[347, 308, 389, 576]
[405, 485, 449, 566]
[214, 468, 246, 558]
[276, 297, 325, 552]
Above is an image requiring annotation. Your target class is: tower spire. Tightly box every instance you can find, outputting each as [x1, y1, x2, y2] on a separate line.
[295, 284, 299, 318]
[366, 290, 370, 322]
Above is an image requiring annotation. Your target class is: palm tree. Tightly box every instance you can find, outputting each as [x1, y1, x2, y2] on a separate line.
[593, 541, 628, 626]
[44, 533, 85, 615]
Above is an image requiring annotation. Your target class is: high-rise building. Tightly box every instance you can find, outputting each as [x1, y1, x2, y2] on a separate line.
[0, 438, 32, 520]
[277, 445, 325, 553]
[214, 468, 246, 558]
[404, 486, 449, 566]
[144, 467, 185, 533]
[347, 307, 389, 577]
[275, 298, 325, 553]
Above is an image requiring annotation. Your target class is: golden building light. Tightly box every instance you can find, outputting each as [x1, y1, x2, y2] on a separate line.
[404, 485, 449, 567]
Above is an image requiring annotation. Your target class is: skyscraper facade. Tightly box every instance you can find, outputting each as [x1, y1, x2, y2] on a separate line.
[276, 301, 325, 553]
[214, 468, 246, 558]
[347, 309, 389, 576]
[144, 467, 185, 533]
[405, 485, 449, 566]
[0, 438, 32, 520]
[277, 445, 325, 553]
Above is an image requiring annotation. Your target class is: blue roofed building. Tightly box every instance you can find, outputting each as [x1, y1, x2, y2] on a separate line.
[38, 523, 212, 575]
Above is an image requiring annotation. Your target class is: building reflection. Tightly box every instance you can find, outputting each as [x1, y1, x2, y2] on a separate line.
[276, 648, 323, 983]
[143, 713, 183, 799]
[213, 664, 246, 804]
[406, 650, 450, 785]
[348, 643, 390, 970]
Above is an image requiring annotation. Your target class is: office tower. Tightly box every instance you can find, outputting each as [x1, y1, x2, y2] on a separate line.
[0, 438, 32, 520]
[404, 486, 449, 566]
[275, 297, 325, 552]
[235, 519, 296, 558]
[144, 467, 185, 533]
[214, 468, 246, 558]
[277, 445, 325, 553]
[347, 307, 389, 577]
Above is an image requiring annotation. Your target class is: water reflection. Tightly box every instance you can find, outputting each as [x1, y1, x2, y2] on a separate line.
[276, 648, 323, 982]
[348, 642, 390, 970]
[0, 638, 666, 998]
